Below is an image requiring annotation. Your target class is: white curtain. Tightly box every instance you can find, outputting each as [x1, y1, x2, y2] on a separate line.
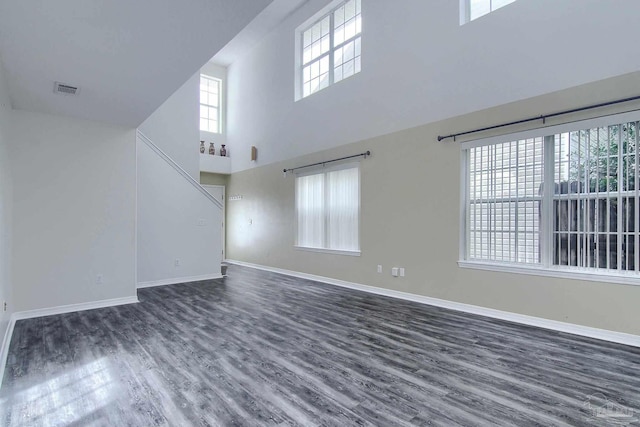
[327, 167, 359, 251]
[296, 173, 325, 248]
[296, 165, 359, 251]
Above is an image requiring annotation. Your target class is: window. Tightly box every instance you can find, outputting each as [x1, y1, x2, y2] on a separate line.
[299, 0, 362, 99]
[462, 113, 640, 281]
[200, 75, 221, 133]
[461, 0, 517, 24]
[467, 137, 544, 264]
[296, 164, 360, 254]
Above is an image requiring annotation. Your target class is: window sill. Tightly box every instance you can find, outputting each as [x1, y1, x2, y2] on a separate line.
[295, 246, 361, 257]
[458, 260, 640, 286]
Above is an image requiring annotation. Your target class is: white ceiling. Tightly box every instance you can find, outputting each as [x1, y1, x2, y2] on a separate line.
[0, 0, 273, 127]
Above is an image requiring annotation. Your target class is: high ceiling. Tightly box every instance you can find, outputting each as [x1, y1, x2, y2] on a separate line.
[0, 0, 273, 127]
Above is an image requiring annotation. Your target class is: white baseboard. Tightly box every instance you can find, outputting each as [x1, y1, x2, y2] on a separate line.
[137, 273, 223, 289]
[226, 259, 640, 348]
[1, 295, 139, 389]
[12, 296, 140, 321]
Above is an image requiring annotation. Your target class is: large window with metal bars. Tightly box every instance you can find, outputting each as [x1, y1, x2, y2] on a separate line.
[463, 116, 640, 277]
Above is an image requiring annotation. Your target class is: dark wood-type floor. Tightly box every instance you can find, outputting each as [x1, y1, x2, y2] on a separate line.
[1, 265, 639, 426]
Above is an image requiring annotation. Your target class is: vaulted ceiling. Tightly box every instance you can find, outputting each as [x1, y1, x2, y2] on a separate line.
[0, 0, 273, 127]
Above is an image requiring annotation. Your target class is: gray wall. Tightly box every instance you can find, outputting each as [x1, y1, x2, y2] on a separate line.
[9, 111, 137, 312]
[139, 73, 200, 179]
[226, 0, 640, 173]
[200, 172, 229, 187]
[0, 57, 13, 344]
[137, 139, 222, 285]
[226, 71, 640, 336]
[137, 70, 222, 285]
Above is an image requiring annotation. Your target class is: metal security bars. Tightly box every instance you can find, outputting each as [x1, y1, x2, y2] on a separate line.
[553, 123, 639, 271]
[463, 117, 640, 277]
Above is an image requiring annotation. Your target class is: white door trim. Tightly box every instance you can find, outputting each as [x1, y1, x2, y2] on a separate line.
[202, 185, 225, 259]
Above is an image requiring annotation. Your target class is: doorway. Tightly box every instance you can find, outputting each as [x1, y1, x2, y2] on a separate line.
[202, 185, 226, 260]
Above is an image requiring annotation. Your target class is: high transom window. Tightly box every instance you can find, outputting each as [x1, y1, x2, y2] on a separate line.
[461, 0, 517, 24]
[199, 75, 221, 133]
[462, 113, 640, 280]
[299, 0, 362, 99]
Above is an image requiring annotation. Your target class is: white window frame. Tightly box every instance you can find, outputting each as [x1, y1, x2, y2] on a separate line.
[295, 162, 361, 256]
[460, 0, 517, 25]
[459, 110, 640, 286]
[294, 0, 362, 101]
[200, 74, 222, 134]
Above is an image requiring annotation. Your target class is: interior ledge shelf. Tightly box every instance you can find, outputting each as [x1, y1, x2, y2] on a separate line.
[200, 153, 231, 174]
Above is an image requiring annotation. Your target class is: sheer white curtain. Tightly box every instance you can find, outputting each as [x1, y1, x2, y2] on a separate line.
[327, 167, 359, 251]
[296, 173, 325, 248]
[296, 164, 360, 251]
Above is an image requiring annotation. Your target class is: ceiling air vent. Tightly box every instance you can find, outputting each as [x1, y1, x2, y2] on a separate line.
[53, 82, 80, 96]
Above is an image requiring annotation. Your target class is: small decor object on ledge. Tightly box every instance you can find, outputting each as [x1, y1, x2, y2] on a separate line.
[199, 140, 205, 154]
[209, 142, 215, 155]
[220, 144, 227, 157]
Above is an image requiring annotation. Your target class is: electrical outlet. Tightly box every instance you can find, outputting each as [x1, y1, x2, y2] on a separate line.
[377, 265, 382, 273]
[248, 219, 253, 225]
[197, 219, 206, 226]
[3, 302, 6, 312]
[174, 259, 180, 267]
[391, 267, 399, 277]
[399, 268, 405, 277]
[96, 274, 104, 285]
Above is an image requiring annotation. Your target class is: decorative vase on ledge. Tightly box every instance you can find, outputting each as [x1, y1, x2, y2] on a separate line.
[220, 144, 227, 157]
[199, 140, 205, 154]
[209, 142, 215, 155]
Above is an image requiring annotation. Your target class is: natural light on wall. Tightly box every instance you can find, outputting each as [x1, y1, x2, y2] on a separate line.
[462, 0, 517, 24]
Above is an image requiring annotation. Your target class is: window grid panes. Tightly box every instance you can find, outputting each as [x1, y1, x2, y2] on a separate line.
[200, 75, 220, 133]
[464, 119, 640, 276]
[301, 0, 361, 98]
[296, 166, 359, 252]
[466, 0, 516, 23]
[468, 138, 543, 263]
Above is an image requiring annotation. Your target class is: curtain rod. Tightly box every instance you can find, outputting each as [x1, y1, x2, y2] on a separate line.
[283, 151, 371, 175]
[437, 94, 640, 142]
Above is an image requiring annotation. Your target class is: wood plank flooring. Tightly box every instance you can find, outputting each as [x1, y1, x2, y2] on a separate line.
[1, 264, 639, 426]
